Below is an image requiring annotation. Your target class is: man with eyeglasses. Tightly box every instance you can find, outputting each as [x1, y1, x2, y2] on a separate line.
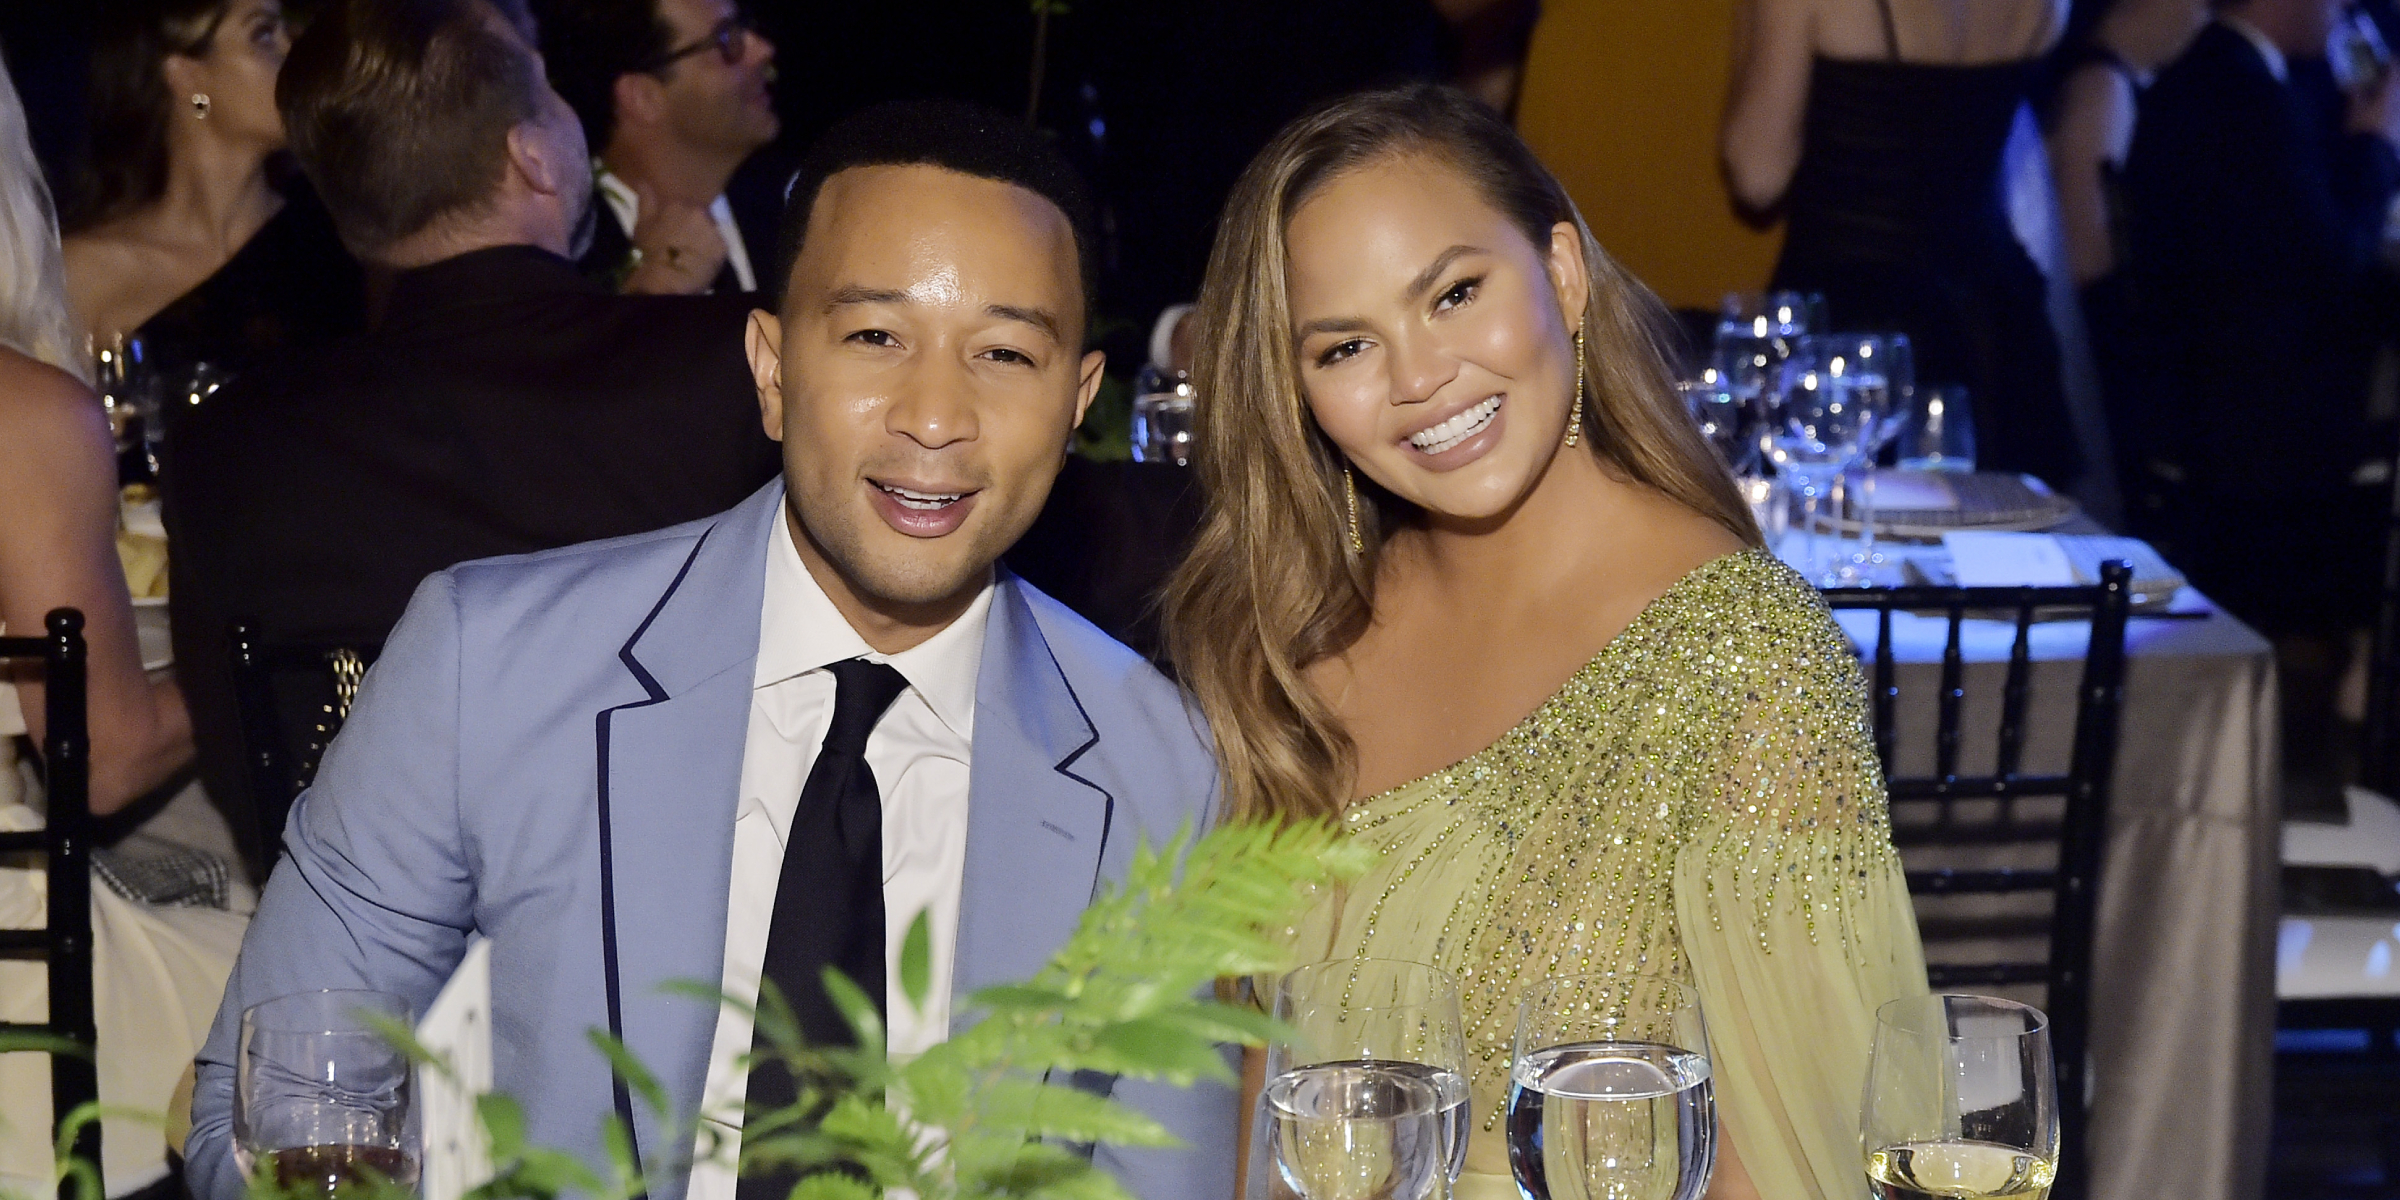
[538, 0, 780, 296]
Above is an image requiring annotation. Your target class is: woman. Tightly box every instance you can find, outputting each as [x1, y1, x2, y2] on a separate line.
[0, 49, 245, 1200]
[1721, 0, 2078, 487]
[1164, 86, 1925, 1200]
[61, 0, 362, 383]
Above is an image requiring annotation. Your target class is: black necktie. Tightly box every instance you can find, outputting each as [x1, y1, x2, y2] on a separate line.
[741, 658, 910, 1156]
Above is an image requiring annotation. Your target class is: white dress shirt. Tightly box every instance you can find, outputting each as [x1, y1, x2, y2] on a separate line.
[595, 168, 759, 293]
[686, 510, 991, 1200]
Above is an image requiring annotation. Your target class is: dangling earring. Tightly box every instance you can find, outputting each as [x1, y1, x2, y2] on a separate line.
[1343, 465, 1364, 556]
[190, 93, 210, 120]
[1565, 325, 1586, 449]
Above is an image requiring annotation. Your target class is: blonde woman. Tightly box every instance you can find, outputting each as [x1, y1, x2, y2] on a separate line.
[1162, 86, 1926, 1200]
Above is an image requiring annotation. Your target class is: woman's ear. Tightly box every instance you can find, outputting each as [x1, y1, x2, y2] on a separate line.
[1546, 221, 1592, 331]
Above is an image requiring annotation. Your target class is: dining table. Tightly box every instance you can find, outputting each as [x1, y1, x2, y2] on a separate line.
[1796, 527, 2278, 1200]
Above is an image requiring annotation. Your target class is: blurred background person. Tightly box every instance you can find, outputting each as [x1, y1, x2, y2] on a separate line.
[2120, 0, 2400, 811]
[535, 0, 780, 297]
[57, 0, 362, 385]
[1721, 0, 2079, 486]
[0, 48, 246, 1200]
[162, 0, 781, 873]
[2042, 0, 2207, 533]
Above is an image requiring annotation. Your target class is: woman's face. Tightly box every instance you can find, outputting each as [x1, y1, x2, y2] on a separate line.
[166, 0, 291, 150]
[1285, 152, 1590, 525]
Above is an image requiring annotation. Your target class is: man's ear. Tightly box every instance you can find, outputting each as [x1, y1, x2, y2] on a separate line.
[747, 308, 787, 442]
[505, 122, 565, 199]
[611, 72, 664, 140]
[1072, 349, 1105, 429]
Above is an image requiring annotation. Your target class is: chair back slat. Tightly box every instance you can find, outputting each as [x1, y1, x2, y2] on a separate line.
[0, 609, 100, 1199]
[227, 621, 383, 856]
[1822, 562, 2135, 1200]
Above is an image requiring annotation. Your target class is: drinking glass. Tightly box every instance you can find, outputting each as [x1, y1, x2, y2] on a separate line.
[1772, 338, 1868, 586]
[1505, 974, 1714, 1200]
[1860, 995, 2058, 1200]
[1828, 334, 1912, 573]
[1258, 960, 1468, 1200]
[1132, 362, 1197, 466]
[1711, 291, 1816, 465]
[236, 990, 419, 1197]
[1675, 369, 1759, 475]
[1895, 386, 1976, 474]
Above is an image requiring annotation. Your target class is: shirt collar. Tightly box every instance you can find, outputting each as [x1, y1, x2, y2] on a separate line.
[757, 504, 990, 743]
[2221, 15, 2290, 83]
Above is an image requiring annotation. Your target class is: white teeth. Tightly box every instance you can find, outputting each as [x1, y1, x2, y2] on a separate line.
[1408, 396, 1501, 454]
[880, 483, 965, 509]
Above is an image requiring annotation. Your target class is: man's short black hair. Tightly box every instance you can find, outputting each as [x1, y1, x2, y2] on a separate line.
[775, 99, 1100, 338]
[529, 0, 670, 153]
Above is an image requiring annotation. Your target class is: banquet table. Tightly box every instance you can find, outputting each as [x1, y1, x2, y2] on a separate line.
[1819, 549, 2277, 1200]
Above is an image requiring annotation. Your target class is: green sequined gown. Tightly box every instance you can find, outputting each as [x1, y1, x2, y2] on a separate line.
[1288, 549, 1927, 1200]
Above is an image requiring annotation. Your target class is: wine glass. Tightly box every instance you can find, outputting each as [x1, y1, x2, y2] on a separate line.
[1259, 960, 1468, 1200]
[236, 990, 419, 1197]
[1772, 338, 1869, 586]
[1826, 334, 1912, 575]
[1860, 994, 2058, 1200]
[1676, 369, 1760, 475]
[1711, 291, 1816, 465]
[1505, 974, 1714, 1200]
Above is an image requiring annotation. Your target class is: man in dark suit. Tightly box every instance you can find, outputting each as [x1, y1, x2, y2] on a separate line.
[163, 0, 782, 873]
[535, 0, 780, 298]
[2122, 0, 2400, 802]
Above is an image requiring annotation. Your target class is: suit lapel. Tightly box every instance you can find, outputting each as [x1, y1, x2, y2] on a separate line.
[594, 481, 780, 1187]
[954, 576, 1113, 1016]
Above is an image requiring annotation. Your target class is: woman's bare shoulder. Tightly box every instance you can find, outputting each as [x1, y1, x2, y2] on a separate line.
[0, 348, 107, 450]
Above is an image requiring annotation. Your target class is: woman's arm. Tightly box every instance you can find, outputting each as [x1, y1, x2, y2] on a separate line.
[2046, 63, 2140, 287]
[0, 348, 193, 814]
[1721, 0, 1819, 213]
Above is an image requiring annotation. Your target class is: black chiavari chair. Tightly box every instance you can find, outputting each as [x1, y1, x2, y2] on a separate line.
[0, 609, 99, 1199]
[1823, 560, 2133, 1200]
[228, 621, 380, 857]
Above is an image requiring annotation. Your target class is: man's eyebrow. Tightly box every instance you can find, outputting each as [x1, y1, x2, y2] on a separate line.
[823, 285, 910, 312]
[1405, 244, 1484, 300]
[986, 303, 1064, 344]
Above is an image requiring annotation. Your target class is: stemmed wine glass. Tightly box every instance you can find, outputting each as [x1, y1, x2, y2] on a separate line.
[1677, 368, 1761, 476]
[1822, 334, 1911, 579]
[1772, 337, 1868, 586]
[1259, 959, 1469, 1200]
[1860, 995, 2058, 1200]
[1711, 291, 1817, 468]
[236, 990, 419, 1198]
[1505, 974, 1714, 1200]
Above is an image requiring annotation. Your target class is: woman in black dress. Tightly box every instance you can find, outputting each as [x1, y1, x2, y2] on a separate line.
[1723, 0, 2078, 486]
[60, 0, 363, 386]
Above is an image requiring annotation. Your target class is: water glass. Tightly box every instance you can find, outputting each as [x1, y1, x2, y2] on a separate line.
[1257, 960, 1470, 1200]
[1895, 386, 1976, 474]
[1132, 362, 1197, 466]
[1772, 338, 1869, 586]
[236, 990, 419, 1197]
[1676, 370, 1759, 475]
[1861, 995, 2058, 1200]
[1505, 974, 1715, 1200]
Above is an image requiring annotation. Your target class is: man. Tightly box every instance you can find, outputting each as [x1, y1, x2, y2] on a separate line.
[538, 0, 780, 296]
[2122, 0, 2400, 806]
[182, 83, 1232, 1200]
[162, 0, 782, 873]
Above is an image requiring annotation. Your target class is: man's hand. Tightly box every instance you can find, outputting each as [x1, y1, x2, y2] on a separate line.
[622, 181, 729, 294]
[2348, 68, 2400, 150]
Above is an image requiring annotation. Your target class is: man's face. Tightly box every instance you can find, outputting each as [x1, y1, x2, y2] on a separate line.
[750, 165, 1102, 620]
[652, 0, 778, 157]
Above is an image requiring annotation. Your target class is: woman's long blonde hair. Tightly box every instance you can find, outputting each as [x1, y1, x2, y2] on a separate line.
[1161, 84, 1760, 826]
[0, 50, 90, 384]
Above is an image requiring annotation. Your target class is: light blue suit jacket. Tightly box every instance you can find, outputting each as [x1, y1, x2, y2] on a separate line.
[186, 481, 1233, 1200]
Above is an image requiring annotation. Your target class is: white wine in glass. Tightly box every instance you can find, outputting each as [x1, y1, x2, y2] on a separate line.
[1861, 994, 2059, 1200]
[1504, 974, 1714, 1200]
